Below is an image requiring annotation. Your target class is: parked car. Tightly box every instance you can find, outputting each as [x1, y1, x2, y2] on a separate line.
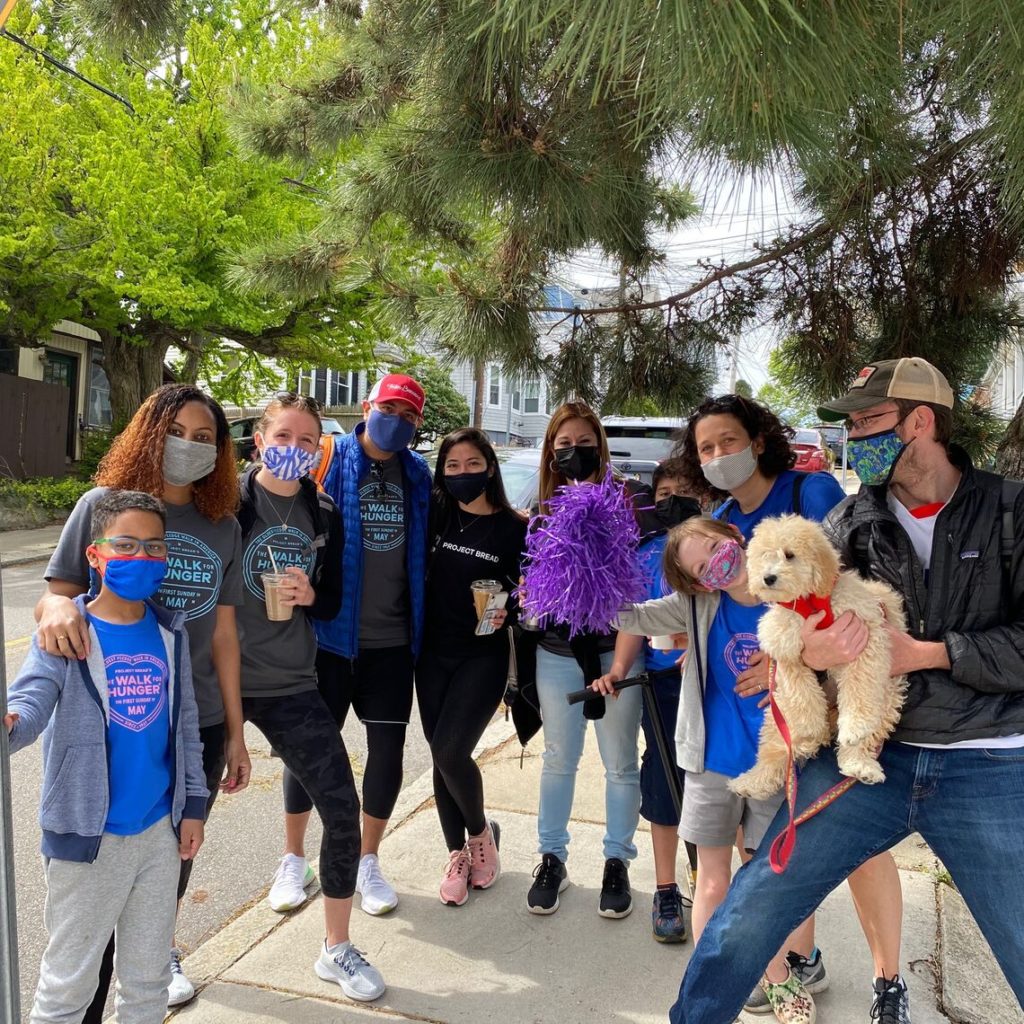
[600, 415, 685, 470]
[790, 427, 834, 473]
[229, 414, 347, 461]
[812, 423, 846, 464]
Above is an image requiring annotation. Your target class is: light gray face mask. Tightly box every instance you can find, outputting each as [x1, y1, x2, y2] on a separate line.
[701, 444, 758, 492]
[163, 434, 218, 486]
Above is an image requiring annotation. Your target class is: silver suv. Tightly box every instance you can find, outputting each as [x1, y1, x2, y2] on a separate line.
[600, 415, 686, 478]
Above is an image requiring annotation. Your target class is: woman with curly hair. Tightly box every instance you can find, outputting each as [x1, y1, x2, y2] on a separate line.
[671, 394, 904, 1019]
[35, 383, 249, 1016]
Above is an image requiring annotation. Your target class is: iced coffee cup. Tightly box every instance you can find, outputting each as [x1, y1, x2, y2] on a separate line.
[471, 579, 503, 622]
[262, 572, 294, 622]
[651, 635, 677, 651]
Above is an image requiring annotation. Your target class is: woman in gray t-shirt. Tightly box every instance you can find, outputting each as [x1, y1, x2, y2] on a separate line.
[36, 383, 248, 1014]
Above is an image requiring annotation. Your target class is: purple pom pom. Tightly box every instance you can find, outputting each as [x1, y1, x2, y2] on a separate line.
[520, 472, 647, 638]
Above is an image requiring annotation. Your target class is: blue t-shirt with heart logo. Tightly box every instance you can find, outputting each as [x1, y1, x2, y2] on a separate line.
[89, 607, 173, 835]
[703, 593, 767, 778]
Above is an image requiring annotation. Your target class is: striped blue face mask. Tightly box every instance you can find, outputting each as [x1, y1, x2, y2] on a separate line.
[261, 444, 319, 481]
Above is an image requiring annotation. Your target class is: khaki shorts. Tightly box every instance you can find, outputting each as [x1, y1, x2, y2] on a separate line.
[678, 768, 784, 852]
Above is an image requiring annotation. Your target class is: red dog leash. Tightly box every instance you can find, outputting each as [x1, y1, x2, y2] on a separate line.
[767, 593, 857, 873]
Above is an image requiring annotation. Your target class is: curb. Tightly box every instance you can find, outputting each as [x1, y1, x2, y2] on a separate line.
[173, 713, 518, 1001]
[0, 550, 54, 569]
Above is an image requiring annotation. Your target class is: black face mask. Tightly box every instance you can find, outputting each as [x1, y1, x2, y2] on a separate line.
[654, 494, 701, 528]
[554, 444, 601, 482]
[445, 469, 490, 505]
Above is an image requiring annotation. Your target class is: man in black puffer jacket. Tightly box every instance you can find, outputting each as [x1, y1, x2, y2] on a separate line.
[670, 358, 1024, 1024]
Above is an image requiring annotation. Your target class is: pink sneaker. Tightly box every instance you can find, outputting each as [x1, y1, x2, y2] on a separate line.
[467, 820, 501, 890]
[439, 848, 471, 906]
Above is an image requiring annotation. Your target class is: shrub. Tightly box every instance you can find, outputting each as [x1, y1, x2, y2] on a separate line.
[0, 476, 93, 513]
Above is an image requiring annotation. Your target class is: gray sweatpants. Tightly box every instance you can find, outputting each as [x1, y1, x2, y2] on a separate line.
[31, 817, 180, 1024]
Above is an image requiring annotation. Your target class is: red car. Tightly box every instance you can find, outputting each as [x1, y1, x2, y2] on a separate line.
[791, 428, 833, 473]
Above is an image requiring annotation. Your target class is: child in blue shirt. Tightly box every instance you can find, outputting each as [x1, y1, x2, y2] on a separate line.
[5, 490, 207, 1024]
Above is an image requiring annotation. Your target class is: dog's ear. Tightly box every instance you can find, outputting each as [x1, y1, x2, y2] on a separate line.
[808, 529, 841, 594]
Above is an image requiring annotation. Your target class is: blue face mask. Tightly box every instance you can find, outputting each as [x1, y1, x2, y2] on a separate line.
[847, 428, 909, 485]
[91, 554, 167, 601]
[367, 409, 417, 452]
[261, 444, 319, 481]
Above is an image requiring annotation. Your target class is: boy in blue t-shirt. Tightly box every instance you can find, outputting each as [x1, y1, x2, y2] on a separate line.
[596, 459, 700, 943]
[5, 490, 207, 1024]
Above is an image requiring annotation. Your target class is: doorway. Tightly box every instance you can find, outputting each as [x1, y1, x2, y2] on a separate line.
[42, 350, 79, 460]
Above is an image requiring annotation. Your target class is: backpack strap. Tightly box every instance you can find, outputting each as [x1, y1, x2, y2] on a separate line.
[791, 473, 805, 516]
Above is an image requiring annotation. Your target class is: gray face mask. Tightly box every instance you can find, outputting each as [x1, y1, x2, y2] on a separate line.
[701, 444, 758, 492]
[163, 434, 218, 486]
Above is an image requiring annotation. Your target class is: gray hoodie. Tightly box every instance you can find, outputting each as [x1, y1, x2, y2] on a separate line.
[7, 594, 208, 863]
[614, 590, 720, 773]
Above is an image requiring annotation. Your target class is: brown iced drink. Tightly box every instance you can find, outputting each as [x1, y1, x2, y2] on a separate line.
[471, 579, 502, 621]
[262, 572, 294, 622]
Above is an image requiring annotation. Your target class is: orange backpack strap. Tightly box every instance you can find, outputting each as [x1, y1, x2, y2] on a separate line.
[311, 434, 335, 492]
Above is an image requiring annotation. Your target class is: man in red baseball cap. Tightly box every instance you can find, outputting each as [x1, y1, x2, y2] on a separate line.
[270, 371, 434, 922]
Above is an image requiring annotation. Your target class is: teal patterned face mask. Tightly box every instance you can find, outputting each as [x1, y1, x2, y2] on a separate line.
[847, 428, 908, 485]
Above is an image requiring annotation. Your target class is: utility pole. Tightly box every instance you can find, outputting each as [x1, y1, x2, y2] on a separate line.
[0, 565, 21, 1024]
[727, 337, 738, 392]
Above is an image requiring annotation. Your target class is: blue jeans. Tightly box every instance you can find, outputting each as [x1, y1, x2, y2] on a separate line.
[535, 647, 642, 863]
[670, 742, 1024, 1023]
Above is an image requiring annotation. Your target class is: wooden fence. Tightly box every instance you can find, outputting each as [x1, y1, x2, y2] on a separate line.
[0, 375, 70, 479]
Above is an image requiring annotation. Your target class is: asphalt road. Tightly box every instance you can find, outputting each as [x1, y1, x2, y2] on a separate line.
[1, 560, 434, 1020]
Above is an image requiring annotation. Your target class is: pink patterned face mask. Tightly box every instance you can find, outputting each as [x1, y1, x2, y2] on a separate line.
[698, 538, 744, 590]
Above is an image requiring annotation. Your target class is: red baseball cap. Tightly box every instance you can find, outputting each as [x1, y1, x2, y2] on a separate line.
[367, 373, 426, 416]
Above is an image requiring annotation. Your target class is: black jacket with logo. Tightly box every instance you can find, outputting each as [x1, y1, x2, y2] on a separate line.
[824, 447, 1024, 744]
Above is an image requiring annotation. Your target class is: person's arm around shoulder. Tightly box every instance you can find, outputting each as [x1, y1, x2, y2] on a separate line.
[176, 629, 207, 861]
[5, 638, 68, 753]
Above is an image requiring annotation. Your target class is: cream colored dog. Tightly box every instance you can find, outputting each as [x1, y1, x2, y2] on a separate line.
[730, 515, 907, 800]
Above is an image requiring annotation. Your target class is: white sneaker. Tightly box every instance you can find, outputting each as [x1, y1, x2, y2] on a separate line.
[314, 940, 386, 1001]
[356, 854, 398, 916]
[268, 853, 316, 912]
[167, 947, 196, 1007]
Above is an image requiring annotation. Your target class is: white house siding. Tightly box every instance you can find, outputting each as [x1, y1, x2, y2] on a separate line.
[983, 342, 1024, 420]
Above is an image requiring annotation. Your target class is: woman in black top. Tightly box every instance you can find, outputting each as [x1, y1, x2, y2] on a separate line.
[418, 427, 527, 907]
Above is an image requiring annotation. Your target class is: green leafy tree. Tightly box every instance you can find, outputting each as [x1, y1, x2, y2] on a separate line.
[756, 345, 819, 427]
[59, 1, 1024, 459]
[734, 380, 753, 400]
[0, 2, 379, 425]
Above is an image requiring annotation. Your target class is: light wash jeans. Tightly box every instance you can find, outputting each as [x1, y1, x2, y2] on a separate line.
[535, 647, 642, 863]
[670, 743, 1024, 1023]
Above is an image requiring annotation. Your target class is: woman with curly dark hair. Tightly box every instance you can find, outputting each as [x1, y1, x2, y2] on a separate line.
[34, 383, 249, 1015]
[672, 393, 905, 1018]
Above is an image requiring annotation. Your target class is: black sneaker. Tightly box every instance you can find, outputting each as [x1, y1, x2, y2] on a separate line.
[598, 857, 632, 918]
[651, 884, 688, 943]
[871, 974, 911, 1024]
[527, 853, 568, 915]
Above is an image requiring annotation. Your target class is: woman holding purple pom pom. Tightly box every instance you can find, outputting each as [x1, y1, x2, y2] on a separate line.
[525, 401, 645, 919]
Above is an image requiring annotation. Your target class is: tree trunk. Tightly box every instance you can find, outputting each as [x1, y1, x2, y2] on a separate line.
[473, 357, 485, 428]
[996, 396, 1024, 479]
[177, 331, 207, 385]
[100, 329, 169, 428]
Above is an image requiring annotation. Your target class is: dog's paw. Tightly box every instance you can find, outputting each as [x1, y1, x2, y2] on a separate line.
[730, 767, 784, 801]
[837, 748, 886, 785]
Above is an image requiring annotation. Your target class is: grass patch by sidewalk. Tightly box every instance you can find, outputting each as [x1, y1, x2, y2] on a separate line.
[0, 476, 92, 530]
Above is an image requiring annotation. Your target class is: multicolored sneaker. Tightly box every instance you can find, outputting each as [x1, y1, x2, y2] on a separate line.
[871, 974, 911, 1024]
[467, 820, 501, 890]
[746, 951, 827, 1012]
[758, 969, 816, 1024]
[651, 884, 688, 943]
[439, 848, 471, 907]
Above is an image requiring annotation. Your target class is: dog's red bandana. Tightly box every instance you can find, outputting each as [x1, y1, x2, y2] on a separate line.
[779, 593, 835, 629]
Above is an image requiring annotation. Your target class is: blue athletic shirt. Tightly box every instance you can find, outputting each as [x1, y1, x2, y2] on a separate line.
[89, 607, 173, 835]
[714, 469, 844, 536]
[636, 534, 682, 673]
[703, 593, 766, 777]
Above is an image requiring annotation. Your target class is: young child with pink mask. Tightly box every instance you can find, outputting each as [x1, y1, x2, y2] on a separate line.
[614, 516, 817, 1024]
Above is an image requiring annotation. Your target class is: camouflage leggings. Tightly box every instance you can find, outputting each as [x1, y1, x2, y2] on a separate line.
[244, 688, 361, 898]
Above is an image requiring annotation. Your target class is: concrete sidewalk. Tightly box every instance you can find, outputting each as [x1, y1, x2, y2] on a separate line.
[168, 720, 1022, 1024]
[0, 524, 65, 567]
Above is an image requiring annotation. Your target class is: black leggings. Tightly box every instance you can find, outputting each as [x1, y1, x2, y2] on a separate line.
[246, 689, 361, 898]
[83, 722, 227, 1024]
[284, 647, 414, 821]
[415, 648, 508, 851]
